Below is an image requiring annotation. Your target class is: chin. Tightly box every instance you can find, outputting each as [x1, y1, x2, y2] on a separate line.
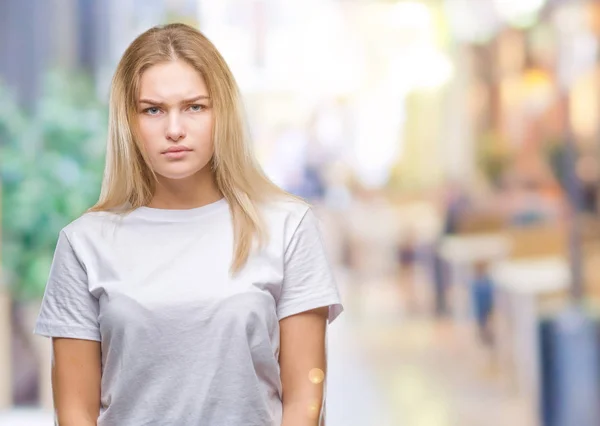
[157, 170, 200, 181]
[155, 163, 210, 181]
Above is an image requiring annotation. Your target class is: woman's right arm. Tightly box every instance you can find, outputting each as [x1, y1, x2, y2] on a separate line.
[52, 337, 101, 426]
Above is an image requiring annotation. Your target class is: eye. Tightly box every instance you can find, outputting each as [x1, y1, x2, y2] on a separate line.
[144, 107, 161, 115]
[189, 104, 205, 112]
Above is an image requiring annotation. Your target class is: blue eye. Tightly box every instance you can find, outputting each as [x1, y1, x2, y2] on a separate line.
[189, 104, 205, 112]
[145, 107, 161, 115]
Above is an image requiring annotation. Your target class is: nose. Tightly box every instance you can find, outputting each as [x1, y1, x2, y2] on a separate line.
[166, 111, 186, 142]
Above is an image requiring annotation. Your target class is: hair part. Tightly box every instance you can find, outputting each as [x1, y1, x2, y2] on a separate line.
[90, 23, 301, 274]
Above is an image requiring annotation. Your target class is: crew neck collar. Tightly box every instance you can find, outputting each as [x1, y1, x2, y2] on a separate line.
[132, 197, 228, 221]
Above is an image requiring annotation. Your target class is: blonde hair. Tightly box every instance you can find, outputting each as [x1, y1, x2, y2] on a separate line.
[90, 23, 299, 274]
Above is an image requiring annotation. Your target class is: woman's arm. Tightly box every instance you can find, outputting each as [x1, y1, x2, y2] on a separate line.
[279, 306, 329, 426]
[52, 337, 101, 426]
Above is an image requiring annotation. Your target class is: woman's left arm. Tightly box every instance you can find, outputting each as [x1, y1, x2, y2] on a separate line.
[279, 306, 329, 426]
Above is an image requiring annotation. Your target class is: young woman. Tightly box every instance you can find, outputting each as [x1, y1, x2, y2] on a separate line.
[34, 23, 343, 426]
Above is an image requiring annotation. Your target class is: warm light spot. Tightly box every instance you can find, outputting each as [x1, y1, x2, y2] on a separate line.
[308, 368, 325, 384]
[307, 400, 321, 420]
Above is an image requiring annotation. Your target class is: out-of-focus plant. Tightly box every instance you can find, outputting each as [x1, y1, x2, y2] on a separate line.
[477, 129, 512, 187]
[544, 137, 568, 190]
[0, 71, 107, 300]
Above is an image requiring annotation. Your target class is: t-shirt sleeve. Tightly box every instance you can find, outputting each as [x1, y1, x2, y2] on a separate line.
[33, 230, 101, 341]
[276, 207, 343, 323]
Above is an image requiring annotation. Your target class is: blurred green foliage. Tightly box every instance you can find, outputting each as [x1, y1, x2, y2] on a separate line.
[0, 71, 107, 300]
[477, 130, 512, 187]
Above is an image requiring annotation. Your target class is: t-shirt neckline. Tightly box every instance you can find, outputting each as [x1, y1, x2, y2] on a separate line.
[132, 197, 228, 221]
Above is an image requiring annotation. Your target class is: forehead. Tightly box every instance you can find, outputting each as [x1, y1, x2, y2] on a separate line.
[138, 60, 208, 99]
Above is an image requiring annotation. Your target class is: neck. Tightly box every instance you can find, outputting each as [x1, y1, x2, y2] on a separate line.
[148, 168, 222, 210]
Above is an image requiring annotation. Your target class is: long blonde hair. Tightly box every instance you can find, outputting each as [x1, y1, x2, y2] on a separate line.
[90, 23, 298, 274]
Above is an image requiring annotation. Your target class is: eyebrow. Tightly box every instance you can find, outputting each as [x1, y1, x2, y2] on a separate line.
[138, 95, 210, 105]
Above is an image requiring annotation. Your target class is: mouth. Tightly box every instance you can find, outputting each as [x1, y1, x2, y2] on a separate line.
[162, 146, 192, 159]
[162, 146, 192, 154]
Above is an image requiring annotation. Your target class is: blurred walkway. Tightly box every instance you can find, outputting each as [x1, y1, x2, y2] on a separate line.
[0, 408, 52, 425]
[326, 270, 395, 426]
[344, 271, 533, 426]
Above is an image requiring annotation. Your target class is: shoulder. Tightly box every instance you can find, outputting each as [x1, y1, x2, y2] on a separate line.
[60, 209, 123, 243]
[258, 197, 328, 252]
[259, 196, 314, 231]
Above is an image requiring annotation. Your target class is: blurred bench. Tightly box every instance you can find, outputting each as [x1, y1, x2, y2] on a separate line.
[492, 257, 569, 423]
[490, 225, 570, 425]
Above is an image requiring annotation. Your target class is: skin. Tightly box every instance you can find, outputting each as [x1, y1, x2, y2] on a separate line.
[52, 338, 100, 426]
[53, 59, 329, 425]
[280, 306, 329, 426]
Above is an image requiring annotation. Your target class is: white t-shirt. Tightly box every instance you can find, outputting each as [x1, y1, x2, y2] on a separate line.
[34, 197, 343, 425]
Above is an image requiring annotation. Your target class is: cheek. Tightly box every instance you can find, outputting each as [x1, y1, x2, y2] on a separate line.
[137, 119, 160, 149]
[192, 116, 214, 147]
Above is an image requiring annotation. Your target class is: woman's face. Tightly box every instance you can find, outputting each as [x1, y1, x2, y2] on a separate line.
[136, 59, 214, 181]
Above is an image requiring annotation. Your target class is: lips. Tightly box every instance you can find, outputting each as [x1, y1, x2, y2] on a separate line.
[162, 146, 192, 160]
[162, 146, 192, 154]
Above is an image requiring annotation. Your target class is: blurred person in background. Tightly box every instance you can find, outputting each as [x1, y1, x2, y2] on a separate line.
[32, 23, 342, 426]
[470, 260, 495, 346]
[396, 228, 420, 314]
[430, 182, 471, 317]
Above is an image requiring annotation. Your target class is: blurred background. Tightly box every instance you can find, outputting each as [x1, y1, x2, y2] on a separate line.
[2, 0, 600, 425]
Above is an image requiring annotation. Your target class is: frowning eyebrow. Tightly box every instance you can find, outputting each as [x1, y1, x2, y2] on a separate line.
[138, 95, 210, 105]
